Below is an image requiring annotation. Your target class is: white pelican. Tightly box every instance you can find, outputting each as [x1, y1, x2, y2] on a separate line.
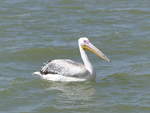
[33, 37, 110, 82]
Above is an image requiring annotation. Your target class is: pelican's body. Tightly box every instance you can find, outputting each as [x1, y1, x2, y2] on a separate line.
[33, 37, 110, 82]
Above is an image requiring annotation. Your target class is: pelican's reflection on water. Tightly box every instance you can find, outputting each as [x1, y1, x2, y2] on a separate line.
[44, 81, 96, 101]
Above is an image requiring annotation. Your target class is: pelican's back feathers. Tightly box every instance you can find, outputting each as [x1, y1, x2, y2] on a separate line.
[40, 59, 90, 79]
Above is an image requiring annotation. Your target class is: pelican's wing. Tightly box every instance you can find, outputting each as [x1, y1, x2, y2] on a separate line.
[40, 59, 89, 78]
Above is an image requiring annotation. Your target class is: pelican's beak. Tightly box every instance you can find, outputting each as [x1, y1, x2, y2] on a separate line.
[82, 43, 110, 62]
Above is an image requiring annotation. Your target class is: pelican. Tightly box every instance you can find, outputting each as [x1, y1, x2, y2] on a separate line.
[33, 37, 110, 82]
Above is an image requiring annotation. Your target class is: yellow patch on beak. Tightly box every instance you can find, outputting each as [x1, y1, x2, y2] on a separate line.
[81, 45, 95, 53]
[81, 45, 101, 58]
[81, 44, 110, 62]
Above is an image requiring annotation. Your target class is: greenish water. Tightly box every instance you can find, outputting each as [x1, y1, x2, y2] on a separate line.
[0, 0, 150, 113]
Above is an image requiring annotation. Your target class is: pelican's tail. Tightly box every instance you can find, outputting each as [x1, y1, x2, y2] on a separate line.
[32, 71, 41, 76]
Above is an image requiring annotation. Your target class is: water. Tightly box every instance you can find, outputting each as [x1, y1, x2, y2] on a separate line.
[0, 0, 150, 113]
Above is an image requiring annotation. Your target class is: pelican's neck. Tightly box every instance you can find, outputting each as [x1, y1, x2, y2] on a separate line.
[79, 45, 94, 75]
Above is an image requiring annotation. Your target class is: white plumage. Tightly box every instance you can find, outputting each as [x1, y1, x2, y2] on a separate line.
[33, 37, 110, 82]
[40, 59, 90, 78]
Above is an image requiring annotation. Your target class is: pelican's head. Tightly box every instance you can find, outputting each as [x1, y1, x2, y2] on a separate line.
[78, 37, 110, 62]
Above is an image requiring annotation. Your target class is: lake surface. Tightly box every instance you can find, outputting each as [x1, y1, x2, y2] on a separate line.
[0, 0, 150, 113]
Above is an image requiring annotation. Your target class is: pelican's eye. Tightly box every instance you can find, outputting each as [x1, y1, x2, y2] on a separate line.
[84, 40, 89, 44]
